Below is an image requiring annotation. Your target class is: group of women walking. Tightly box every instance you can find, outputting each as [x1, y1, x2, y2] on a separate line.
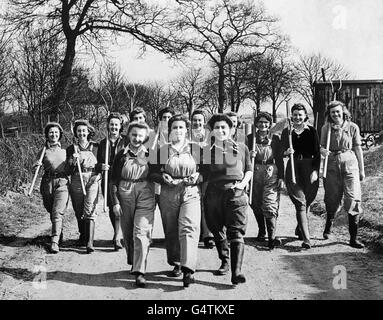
[33, 99, 365, 289]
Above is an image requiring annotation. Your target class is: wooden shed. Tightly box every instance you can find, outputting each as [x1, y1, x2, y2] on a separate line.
[313, 80, 383, 139]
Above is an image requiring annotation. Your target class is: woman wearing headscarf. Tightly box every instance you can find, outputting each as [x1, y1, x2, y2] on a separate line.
[320, 101, 365, 248]
[110, 121, 155, 288]
[35, 122, 69, 253]
[247, 112, 284, 250]
[97, 112, 127, 251]
[281, 103, 320, 249]
[203, 114, 253, 285]
[150, 114, 204, 288]
[66, 119, 100, 254]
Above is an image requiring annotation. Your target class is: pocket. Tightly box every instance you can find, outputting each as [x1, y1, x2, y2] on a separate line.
[344, 156, 359, 172]
[228, 188, 248, 207]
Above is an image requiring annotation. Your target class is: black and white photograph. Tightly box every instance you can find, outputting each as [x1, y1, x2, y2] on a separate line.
[0, 0, 382, 306]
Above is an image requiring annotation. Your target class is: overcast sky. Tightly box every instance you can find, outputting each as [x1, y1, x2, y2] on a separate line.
[108, 0, 383, 83]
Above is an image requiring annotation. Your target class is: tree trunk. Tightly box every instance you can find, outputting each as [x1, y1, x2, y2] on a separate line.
[218, 63, 225, 113]
[272, 99, 277, 123]
[49, 37, 77, 119]
[0, 121, 4, 139]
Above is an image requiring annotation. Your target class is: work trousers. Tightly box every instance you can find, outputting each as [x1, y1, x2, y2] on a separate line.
[324, 151, 362, 215]
[251, 164, 280, 219]
[69, 172, 100, 227]
[204, 184, 248, 244]
[40, 176, 69, 244]
[118, 180, 155, 274]
[159, 183, 201, 272]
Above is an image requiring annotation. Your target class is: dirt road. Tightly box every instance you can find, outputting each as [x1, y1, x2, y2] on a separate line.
[1, 190, 383, 300]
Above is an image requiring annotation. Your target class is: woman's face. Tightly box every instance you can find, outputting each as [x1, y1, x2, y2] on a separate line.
[161, 112, 173, 123]
[213, 121, 231, 141]
[129, 127, 147, 147]
[292, 109, 306, 126]
[76, 125, 89, 142]
[256, 117, 271, 132]
[169, 120, 187, 143]
[133, 112, 146, 124]
[108, 118, 121, 136]
[329, 105, 344, 124]
[192, 114, 205, 129]
[48, 127, 60, 144]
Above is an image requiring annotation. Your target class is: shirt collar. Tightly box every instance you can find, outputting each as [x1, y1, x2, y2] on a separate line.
[124, 143, 148, 157]
[293, 123, 310, 132]
[210, 138, 238, 151]
[47, 141, 61, 148]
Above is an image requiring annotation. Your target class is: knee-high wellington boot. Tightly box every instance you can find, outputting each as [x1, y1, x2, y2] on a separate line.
[86, 220, 95, 254]
[323, 212, 335, 239]
[348, 214, 364, 249]
[254, 211, 266, 241]
[214, 239, 230, 275]
[230, 242, 246, 285]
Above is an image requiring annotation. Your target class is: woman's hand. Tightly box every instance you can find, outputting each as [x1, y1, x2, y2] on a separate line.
[277, 178, 285, 190]
[113, 204, 122, 217]
[162, 173, 175, 186]
[310, 170, 318, 184]
[72, 152, 80, 162]
[183, 173, 201, 186]
[101, 163, 110, 171]
[250, 150, 256, 159]
[33, 160, 43, 169]
[284, 147, 294, 156]
[359, 171, 365, 182]
[320, 147, 331, 158]
[232, 181, 247, 190]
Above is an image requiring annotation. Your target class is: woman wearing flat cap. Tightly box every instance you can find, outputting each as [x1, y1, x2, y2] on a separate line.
[97, 112, 127, 251]
[247, 112, 284, 250]
[66, 119, 101, 254]
[34, 122, 69, 254]
[203, 113, 253, 285]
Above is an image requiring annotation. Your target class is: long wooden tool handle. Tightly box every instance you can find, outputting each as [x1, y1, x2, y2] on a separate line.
[28, 146, 46, 196]
[104, 136, 109, 212]
[323, 125, 331, 179]
[286, 101, 296, 184]
[75, 145, 87, 196]
[249, 126, 257, 205]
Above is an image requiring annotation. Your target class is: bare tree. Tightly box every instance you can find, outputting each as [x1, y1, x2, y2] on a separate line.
[171, 0, 283, 113]
[10, 26, 63, 133]
[265, 51, 298, 122]
[0, 32, 11, 138]
[2, 0, 183, 119]
[295, 52, 350, 109]
[172, 67, 204, 119]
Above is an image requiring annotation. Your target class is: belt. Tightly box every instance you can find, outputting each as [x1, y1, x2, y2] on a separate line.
[255, 159, 274, 165]
[45, 172, 67, 179]
[121, 178, 145, 183]
[330, 149, 351, 155]
[294, 154, 314, 160]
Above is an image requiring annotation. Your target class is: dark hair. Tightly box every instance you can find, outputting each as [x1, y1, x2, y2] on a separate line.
[73, 119, 95, 139]
[291, 103, 309, 122]
[167, 114, 190, 133]
[225, 111, 241, 127]
[325, 100, 352, 123]
[254, 111, 273, 125]
[207, 114, 233, 130]
[158, 107, 175, 120]
[44, 122, 63, 141]
[191, 109, 206, 122]
[107, 112, 124, 133]
[129, 107, 147, 122]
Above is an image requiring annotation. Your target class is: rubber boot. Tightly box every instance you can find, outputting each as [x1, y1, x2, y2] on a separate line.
[113, 216, 123, 251]
[295, 225, 303, 240]
[266, 217, 281, 250]
[296, 209, 311, 249]
[323, 212, 335, 239]
[77, 219, 86, 246]
[135, 272, 146, 288]
[230, 242, 246, 285]
[86, 219, 95, 254]
[348, 214, 364, 249]
[254, 211, 266, 241]
[214, 239, 230, 275]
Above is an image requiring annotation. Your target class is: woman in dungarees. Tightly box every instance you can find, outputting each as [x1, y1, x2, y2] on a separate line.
[150, 114, 204, 288]
[110, 122, 155, 287]
[203, 114, 253, 285]
[247, 112, 284, 250]
[97, 112, 127, 251]
[35, 122, 69, 254]
[66, 120, 101, 254]
[281, 103, 320, 249]
[320, 101, 365, 248]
